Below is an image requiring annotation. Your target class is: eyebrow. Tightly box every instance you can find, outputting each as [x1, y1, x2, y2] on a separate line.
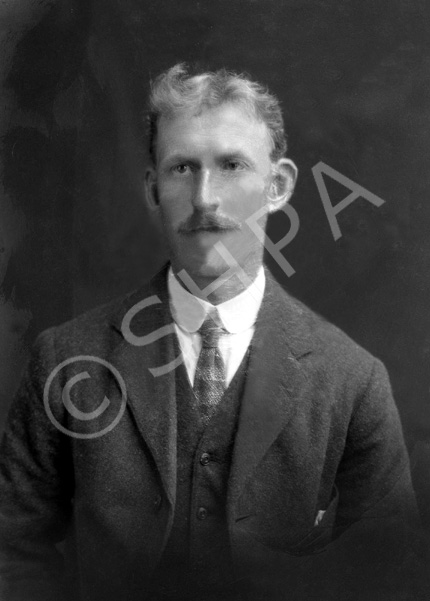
[162, 151, 257, 169]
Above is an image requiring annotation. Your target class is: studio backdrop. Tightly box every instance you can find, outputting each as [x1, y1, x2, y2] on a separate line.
[1, 0, 430, 524]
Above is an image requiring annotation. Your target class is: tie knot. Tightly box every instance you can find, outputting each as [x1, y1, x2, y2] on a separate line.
[198, 310, 225, 348]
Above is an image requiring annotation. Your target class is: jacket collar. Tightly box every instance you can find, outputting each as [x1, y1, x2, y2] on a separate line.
[111, 263, 313, 358]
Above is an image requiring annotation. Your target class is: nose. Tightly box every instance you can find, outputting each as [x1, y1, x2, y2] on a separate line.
[191, 169, 220, 211]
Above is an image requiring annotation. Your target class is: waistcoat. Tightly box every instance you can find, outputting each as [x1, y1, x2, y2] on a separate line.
[148, 342, 250, 601]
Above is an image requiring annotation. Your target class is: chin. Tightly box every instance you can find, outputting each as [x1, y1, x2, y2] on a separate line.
[188, 258, 231, 280]
[170, 234, 256, 282]
[172, 250, 233, 282]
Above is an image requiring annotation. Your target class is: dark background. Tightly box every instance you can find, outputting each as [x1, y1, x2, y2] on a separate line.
[1, 0, 430, 522]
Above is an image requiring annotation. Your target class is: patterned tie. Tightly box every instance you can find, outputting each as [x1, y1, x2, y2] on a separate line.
[193, 309, 226, 424]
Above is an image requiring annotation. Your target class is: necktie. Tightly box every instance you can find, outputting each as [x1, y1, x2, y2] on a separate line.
[193, 309, 226, 424]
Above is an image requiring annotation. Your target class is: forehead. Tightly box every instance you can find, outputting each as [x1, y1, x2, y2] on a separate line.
[156, 103, 273, 161]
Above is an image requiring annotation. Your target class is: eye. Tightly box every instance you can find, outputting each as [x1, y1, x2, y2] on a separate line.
[172, 164, 190, 174]
[223, 159, 245, 171]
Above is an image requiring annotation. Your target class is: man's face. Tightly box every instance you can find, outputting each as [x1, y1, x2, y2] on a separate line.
[146, 102, 294, 284]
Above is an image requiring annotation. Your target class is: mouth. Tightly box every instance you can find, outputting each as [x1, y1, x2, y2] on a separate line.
[183, 226, 236, 235]
[190, 225, 234, 234]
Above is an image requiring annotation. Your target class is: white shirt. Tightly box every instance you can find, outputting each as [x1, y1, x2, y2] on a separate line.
[168, 267, 266, 386]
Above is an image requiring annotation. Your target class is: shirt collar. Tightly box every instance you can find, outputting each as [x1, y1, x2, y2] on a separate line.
[168, 266, 266, 334]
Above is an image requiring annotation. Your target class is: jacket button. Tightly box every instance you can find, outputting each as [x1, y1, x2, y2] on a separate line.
[197, 506, 208, 520]
[154, 494, 162, 510]
[200, 452, 210, 466]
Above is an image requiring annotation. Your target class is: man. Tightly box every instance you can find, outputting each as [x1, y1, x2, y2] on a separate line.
[0, 64, 425, 601]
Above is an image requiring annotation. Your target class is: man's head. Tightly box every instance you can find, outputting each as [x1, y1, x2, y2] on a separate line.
[145, 64, 298, 297]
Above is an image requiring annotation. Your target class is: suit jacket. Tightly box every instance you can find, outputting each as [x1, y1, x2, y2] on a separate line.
[0, 265, 426, 601]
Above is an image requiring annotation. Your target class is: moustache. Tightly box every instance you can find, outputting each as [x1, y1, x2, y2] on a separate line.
[178, 210, 241, 235]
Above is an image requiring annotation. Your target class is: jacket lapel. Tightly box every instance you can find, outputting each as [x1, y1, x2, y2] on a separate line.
[109, 266, 178, 507]
[228, 270, 314, 515]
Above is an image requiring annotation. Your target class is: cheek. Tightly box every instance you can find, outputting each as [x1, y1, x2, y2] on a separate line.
[222, 179, 267, 218]
[158, 181, 192, 227]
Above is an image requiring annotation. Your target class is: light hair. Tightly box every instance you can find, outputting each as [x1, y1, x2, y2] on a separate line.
[147, 63, 287, 164]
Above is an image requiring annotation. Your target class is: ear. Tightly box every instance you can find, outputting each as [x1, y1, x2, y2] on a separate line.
[267, 158, 298, 214]
[144, 166, 160, 210]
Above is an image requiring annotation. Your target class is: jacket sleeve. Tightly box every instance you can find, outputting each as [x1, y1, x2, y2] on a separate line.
[335, 358, 417, 526]
[327, 358, 429, 600]
[0, 329, 73, 601]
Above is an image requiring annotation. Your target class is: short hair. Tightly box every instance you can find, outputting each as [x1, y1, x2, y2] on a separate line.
[147, 63, 287, 165]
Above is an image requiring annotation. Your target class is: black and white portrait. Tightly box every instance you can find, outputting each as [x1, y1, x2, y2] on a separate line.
[0, 2, 429, 600]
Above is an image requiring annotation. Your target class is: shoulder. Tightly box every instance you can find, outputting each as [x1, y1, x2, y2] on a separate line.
[35, 267, 167, 360]
[265, 273, 382, 390]
[267, 280, 398, 440]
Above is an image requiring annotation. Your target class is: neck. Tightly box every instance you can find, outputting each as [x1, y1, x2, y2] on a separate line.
[172, 260, 263, 305]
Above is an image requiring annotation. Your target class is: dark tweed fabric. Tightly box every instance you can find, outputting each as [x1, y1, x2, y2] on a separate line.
[0, 264, 427, 601]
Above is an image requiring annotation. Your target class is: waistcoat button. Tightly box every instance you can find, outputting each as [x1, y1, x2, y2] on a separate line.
[197, 506, 208, 520]
[200, 452, 210, 466]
